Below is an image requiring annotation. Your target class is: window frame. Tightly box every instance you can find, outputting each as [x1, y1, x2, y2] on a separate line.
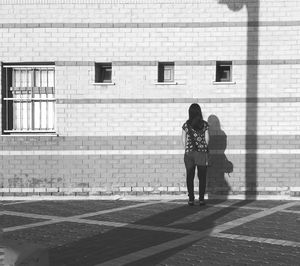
[157, 62, 175, 83]
[1, 63, 56, 134]
[215, 61, 233, 83]
[95, 62, 113, 84]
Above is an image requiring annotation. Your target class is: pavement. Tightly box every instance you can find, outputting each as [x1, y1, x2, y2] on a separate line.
[0, 197, 299, 266]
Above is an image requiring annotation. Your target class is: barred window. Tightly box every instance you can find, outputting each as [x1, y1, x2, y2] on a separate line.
[2, 64, 56, 134]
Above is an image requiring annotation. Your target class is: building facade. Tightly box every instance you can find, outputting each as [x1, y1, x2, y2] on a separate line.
[0, 0, 300, 197]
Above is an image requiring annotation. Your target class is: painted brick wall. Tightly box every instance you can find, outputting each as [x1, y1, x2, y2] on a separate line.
[0, 0, 300, 197]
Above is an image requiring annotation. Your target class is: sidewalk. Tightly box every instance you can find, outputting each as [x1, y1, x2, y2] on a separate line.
[0, 198, 299, 265]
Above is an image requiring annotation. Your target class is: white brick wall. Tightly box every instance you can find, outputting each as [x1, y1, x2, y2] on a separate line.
[55, 102, 300, 136]
[0, 27, 299, 61]
[0, 0, 299, 24]
[0, 0, 299, 138]
[55, 64, 300, 99]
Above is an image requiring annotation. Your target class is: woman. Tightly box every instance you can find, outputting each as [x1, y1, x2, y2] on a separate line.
[182, 103, 209, 206]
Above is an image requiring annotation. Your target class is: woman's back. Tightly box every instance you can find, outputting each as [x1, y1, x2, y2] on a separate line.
[182, 120, 209, 153]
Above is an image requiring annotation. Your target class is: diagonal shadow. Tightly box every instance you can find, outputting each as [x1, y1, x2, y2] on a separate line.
[218, 0, 260, 199]
[126, 200, 255, 266]
[44, 199, 255, 266]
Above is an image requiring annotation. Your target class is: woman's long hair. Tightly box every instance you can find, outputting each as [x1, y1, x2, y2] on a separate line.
[187, 103, 204, 131]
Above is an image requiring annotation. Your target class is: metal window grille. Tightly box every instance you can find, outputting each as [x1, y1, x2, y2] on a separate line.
[2, 65, 56, 133]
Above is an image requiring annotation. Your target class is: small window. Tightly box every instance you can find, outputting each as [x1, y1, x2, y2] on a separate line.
[95, 63, 112, 83]
[158, 62, 174, 82]
[216, 61, 232, 82]
[2, 63, 56, 133]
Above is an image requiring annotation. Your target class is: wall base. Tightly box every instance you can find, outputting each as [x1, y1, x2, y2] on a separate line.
[1, 187, 300, 201]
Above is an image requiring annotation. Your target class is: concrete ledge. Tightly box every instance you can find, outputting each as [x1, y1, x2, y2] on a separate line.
[1, 187, 300, 200]
[0, 194, 300, 201]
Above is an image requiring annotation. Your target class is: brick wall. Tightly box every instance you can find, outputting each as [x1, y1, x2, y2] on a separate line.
[0, 0, 300, 197]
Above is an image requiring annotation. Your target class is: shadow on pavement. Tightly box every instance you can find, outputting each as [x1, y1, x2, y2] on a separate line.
[45, 200, 254, 266]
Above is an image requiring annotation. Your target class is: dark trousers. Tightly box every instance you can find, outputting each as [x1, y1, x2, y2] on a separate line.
[184, 152, 207, 201]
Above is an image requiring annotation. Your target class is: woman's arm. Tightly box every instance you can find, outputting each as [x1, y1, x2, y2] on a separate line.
[205, 130, 209, 145]
[182, 129, 186, 149]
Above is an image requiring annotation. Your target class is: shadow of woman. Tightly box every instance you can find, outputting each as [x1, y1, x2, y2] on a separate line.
[207, 115, 233, 199]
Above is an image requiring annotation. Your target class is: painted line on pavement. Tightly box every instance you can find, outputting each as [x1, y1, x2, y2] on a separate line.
[210, 201, 299, 234]
[206, 203, 267, 211]
[3, 211, 62, 221]
[159, 201, 300, 213]
[3, 201, 158, 222]
[169, 201, 242, 226]
[70, 218, 197, 235]
[1, 200, 41, 206]
[2, 201, 165, 232]
[95, 201, 299, 266]
[170, 201, 269, 211]
[212, 233, 300, 247]
[280, 209, 300, 214]
[3, 219, 66, 233]
[69, 201, 161, 219]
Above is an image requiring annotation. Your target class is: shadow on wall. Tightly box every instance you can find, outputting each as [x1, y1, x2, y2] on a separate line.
[207, 115, 233, 198]
[218, 0, 259, 198]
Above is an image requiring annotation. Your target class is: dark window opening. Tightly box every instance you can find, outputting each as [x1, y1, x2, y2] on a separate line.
[95, 63, 112, 83]
[216, 61, 232, 82]
[158, 62, 174, 82]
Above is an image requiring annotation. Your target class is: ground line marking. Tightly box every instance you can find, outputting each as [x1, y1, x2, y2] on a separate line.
[280, 209, 300, 214]
[171, 201, 268, 211]
[169, 201, 242, 226]
[1, 200, 41, 206]
[69, 218, 198, 235]
[209, 201, 299, 234]
[2, 201, 166, 232]
[3, 210, 64, 220]
[211, 233, 300, 247]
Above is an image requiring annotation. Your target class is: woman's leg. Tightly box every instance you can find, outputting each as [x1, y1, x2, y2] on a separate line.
[184, 153, 196, 201]
[197, 165, 207, 201]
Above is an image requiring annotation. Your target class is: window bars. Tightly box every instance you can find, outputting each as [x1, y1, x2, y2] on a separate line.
[2, 65, 56, 133]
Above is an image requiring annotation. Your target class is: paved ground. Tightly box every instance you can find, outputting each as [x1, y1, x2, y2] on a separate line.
[0, 198, 299, 265]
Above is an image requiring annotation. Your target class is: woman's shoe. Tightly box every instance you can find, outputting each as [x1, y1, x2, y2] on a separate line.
[188, 200, 195, 206]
